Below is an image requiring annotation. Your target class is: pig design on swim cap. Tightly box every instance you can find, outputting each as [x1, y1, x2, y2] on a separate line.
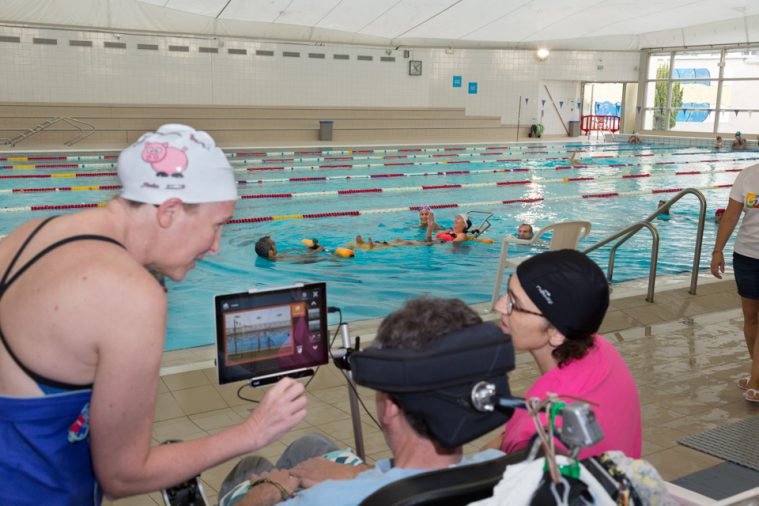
[118, 124, 237, 205]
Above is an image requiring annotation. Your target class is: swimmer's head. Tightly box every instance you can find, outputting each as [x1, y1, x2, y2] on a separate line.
[255, 236, 277, 259]
[418, 205, 432, 223]
[118, 124, 237, 205]
[716, 136, 723, 141]
[715, 208, 725, 217]
[736, 131, 742, 138]
[454, 213, 472, 232]
[517, 223, 534, 240]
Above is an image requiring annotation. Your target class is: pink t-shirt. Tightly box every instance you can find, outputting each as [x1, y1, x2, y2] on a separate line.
[501, 334, 642, 460]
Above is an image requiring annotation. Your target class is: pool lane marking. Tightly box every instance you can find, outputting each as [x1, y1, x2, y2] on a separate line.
[2, 153, 756, 185]
[0, 142, 671, 165]
[0, 144, 727, 171]
[224, 183, 734, 225]
[0, 166, 748, 197]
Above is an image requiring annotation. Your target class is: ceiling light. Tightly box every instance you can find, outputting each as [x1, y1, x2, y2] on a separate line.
[536, 48, 550, 61]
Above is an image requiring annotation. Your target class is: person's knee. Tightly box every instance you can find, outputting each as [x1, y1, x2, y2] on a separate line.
[742, 300, 759, 326]
[275, 432, 339, 469]
[219, 455, 274, 499]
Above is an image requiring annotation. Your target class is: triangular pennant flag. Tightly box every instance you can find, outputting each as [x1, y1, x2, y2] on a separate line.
[735, 109, 740, 116]
[577, 101, 581, 108]
[541, 99, 546, 107]
[659, 107, 664, 113]
[525, 97, 529, 104]
[559, 101, 564, 108]
[636, 105, 641, 113]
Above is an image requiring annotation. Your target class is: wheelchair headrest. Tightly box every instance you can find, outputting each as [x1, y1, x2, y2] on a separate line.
[350, 322, 515, 448]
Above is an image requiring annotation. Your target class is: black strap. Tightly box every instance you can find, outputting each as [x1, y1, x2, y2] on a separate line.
[0, 219, 125, 391]
[0, 215, 57, 289]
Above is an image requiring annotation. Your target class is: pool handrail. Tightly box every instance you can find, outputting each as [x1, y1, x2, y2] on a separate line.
[583, 188, 707, 302]
[584, 221, 660, 302]
[1, 116, 95, 147]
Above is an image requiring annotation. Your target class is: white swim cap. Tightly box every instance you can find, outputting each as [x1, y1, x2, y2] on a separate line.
[118, 124, 237, 205]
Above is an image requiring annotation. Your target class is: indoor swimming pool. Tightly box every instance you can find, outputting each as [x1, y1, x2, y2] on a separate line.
[2, 141, 756, 350]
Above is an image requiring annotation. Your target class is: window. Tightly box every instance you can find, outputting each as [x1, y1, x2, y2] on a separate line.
[643, 47, 759, 133]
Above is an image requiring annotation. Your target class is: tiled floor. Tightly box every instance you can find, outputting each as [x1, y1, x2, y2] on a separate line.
[107, 273, 755, 505]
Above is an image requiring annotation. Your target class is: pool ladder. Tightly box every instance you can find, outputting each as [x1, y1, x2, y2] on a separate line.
[583, 188, 707, 303]
[0, 116, 95, 147]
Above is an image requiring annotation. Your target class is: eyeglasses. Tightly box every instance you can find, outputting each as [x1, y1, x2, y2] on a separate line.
[505, 275, 544, 317]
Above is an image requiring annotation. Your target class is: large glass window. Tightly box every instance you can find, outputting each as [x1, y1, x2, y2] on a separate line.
[644, 46, 759, 134]
[724, 49, 759, 78]
[648, 54, 671, 80]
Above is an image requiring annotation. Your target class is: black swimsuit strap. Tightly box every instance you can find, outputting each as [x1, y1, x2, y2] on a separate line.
[1, 234, 124, 292]
[0, 215, 57, 288]
[0, 220, 125, 391]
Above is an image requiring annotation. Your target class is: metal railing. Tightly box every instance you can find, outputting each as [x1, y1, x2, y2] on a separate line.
[583, 188, 707, 303]
[584, 221, 660, 302]
[0, 116, 95, 147]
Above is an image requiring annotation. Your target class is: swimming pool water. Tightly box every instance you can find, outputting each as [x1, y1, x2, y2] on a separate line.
[1, 142, 755, 350]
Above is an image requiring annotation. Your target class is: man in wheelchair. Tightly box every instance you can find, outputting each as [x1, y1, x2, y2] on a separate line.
[218, 297, 516, 506]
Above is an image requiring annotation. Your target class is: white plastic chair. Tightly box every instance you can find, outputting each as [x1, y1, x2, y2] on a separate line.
[490, 221, 592, 309]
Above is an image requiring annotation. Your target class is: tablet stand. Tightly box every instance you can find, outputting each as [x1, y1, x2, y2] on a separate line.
[336, 322, 366, 461]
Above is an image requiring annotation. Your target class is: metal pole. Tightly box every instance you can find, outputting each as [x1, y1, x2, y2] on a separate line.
[340, 323, 365, 460]
[516, 95, 522, 142]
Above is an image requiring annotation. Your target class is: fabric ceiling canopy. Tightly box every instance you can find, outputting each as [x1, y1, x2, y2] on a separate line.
[1, 0, 759, 50]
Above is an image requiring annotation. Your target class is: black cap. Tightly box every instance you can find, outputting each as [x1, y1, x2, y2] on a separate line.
[516, 250, 608, 340]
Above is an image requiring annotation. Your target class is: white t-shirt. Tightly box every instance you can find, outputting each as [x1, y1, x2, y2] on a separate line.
[729, 163, 759, 259]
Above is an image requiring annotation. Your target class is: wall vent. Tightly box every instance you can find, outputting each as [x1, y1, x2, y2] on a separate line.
[69, 40, 92, 47]
[168, 45, 190, 52]
[137, 43, 159, 51]
[199, 47, 218, 53]
[357, 55, 373, 61]
[283, 51, 300, 58]
[104, 41, 126, 49]
[33, 38, 57, 45]
[256, 50, 274, 56]
[0, 36, 21, 43]
[228, 48, 247, 55]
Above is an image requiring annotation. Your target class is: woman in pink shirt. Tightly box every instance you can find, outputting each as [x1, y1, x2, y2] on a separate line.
[487, 249, 642, 459]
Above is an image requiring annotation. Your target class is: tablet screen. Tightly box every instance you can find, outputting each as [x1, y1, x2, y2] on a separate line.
[214, 282, 329, 385]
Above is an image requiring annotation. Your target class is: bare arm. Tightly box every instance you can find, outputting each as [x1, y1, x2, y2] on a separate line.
[711, 198, 743, 279]
[88, 269, 307, 498]
[289, 458, 371, 488]
[236, 470, 299, 506]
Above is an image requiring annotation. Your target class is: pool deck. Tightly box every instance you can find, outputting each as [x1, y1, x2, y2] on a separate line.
[103, 270, 755, 505]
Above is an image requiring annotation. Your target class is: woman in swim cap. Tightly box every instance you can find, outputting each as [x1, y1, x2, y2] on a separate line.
[435, 213, 471, 243]
[417, 205, 440, 232]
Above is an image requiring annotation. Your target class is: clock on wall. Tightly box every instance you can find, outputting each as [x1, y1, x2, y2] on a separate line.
[409, 60, 422, 76]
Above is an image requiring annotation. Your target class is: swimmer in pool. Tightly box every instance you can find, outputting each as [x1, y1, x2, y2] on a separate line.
[351, 217, 436, 250]
[435, 212, 471, 243]
[656, 200, 671, 221]
[255, 235, 329, 262]
[517, 223, 534, 240]
[418, 205, 441, 231]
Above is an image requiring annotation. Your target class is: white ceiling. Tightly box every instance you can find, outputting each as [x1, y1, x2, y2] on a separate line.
[3, 0, 759, 50]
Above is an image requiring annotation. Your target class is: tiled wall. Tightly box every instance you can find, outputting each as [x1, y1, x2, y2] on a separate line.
[0, 25, 639, 135]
